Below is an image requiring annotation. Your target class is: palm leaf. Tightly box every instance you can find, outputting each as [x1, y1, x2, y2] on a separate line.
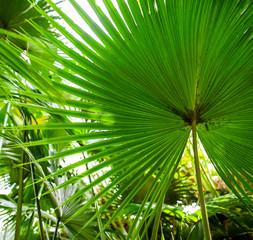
[0, 0, 252, 238]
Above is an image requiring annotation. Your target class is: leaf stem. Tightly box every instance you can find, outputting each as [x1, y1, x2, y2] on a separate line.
[53, 217, 61, 240]
[192, 120, 212, 240]
[14, 132, 26, 240]
[30, 161, 45, 240]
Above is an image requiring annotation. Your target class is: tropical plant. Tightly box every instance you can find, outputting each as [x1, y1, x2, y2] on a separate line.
[0, 0, 252, 239]
[0, 101, 100, 239]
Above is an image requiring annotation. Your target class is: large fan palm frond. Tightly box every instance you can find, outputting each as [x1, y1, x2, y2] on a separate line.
[0, 0, 252, 238]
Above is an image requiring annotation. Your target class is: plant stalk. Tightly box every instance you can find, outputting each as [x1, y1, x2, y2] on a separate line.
[53, 217, 61, 240]
[192, 119, 212, 240]
[15, 164, 24, 240]
[14, 131, 26, 240]
[30, 162, 45, 240]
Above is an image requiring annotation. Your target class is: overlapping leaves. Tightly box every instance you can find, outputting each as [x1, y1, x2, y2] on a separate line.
[0, 0, 252, 238]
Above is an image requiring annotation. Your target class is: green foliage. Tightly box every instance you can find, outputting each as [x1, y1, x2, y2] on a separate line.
[0, 0, 252, 239]
[0, 0, 59, 42]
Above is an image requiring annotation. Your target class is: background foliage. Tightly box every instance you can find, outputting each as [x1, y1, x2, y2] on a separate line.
[0, 0, 253, 239]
